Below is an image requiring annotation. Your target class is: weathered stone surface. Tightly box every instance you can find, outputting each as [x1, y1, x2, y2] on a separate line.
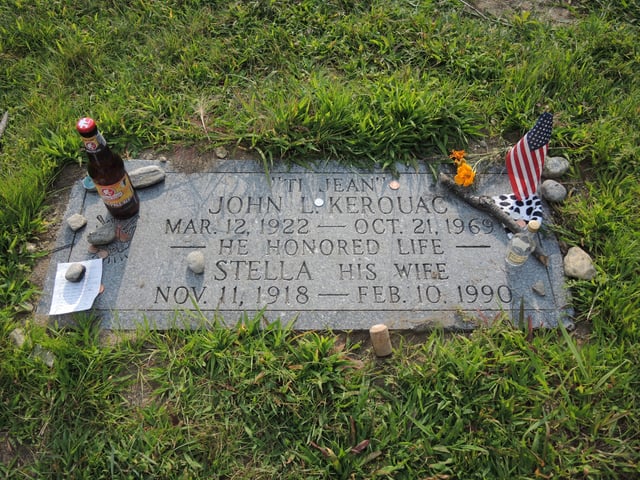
[87, 222, 116, 246]
[65, 263, 86, 282]
[129, 165, 166, 189]
[38, 160, 572, 331]
[186, 250, 205, 274]
[540, 179, 567, 203]
[67, 213, 87, 231]
[564, 246, 597, 280]
[543, 156, 570, 179]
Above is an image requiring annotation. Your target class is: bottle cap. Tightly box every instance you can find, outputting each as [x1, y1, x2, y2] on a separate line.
[76, 117, 97, 135]
[527, 220, 541, 232]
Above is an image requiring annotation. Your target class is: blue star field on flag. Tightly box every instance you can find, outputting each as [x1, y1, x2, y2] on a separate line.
[526, 112, 553, 150]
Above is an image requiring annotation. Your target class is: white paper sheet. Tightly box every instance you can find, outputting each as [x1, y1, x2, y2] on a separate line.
[49, 259, 103, 315]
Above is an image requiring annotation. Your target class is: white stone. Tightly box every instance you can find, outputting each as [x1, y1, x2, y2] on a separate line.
[187, 250, 206, 274]
[543, 156, 570, 179]
[564, 246, 597, 280]
[67, 213, 87, 231]
[129, 165, 166, 189]
[65, 263, 86, 282]
[540, 179, 567, 203]
[215, 146, 228, 159]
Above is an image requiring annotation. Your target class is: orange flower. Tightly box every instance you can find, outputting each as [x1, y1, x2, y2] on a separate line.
[449, 149, 466, 165]
[454, 160, 475, 187]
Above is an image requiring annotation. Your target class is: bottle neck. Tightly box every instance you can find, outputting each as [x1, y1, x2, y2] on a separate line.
[80, 129, 107, 153]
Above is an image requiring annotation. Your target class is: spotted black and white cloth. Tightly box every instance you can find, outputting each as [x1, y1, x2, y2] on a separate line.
[493, 193, 543, 236]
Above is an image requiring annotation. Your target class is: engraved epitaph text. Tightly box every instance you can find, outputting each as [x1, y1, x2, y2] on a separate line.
[42, 162, 570, 330]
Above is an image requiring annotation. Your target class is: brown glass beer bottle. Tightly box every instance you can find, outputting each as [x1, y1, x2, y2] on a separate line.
[76, 117, 140, 219]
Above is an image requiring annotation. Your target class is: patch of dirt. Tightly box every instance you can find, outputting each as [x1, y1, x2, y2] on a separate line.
[0, 431, 35, 472]
[142, 144, 259, 174]
[468, 0, 576, 25]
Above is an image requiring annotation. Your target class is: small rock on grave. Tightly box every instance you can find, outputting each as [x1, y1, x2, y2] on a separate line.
[65, 263, 86, 282]
[129, 165, 166, 189]
[88, 222, 116, 246]
[187, 250, 205, 274]
[564, 246, 597, 280]
[532, 280, 546, 296]
[540, 179, 567, 203]
[67, 213, 87, 231]
[215, 146, 228, 159]
[543, 156, 570, 179]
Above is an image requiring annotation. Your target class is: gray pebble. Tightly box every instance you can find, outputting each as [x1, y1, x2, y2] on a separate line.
[129, 165, 166, 189]
[87, 222, 116, 246]
[532, 280, 546, 296]
[67, 213, 88, 231]
[543, 156, 570, 179]
[65, 263, 86, 282]
[540, 179, 567, 203]
[187, 250, 205, 274]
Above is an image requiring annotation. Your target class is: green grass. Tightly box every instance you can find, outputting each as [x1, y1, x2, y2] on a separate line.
[2, 316, 639, 478]
[1, 0, 639, 478]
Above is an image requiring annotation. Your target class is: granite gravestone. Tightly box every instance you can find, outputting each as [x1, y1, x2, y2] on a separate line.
[38, 160, 573, 331]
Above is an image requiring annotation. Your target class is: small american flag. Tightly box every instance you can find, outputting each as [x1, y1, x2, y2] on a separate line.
[506, 112, 553, 201]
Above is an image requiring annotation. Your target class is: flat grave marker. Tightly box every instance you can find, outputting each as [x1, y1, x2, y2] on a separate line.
[38, 160, 573, 331]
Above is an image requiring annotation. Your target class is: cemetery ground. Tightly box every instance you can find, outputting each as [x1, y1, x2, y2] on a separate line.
[1, 1, 639, 478]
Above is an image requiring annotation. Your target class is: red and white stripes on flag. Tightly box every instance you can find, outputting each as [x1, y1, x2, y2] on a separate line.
[506, 112, 553, 201]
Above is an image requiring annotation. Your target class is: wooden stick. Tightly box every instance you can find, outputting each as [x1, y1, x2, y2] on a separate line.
[439, 172, 549, 266]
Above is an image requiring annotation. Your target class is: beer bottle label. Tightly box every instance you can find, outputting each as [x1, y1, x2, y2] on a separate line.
[80, 132, 106, 152]
[95, 175, 135, 208]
